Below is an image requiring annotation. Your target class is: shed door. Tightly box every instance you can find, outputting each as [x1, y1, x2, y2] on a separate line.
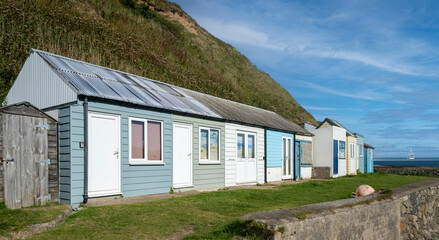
[333, 140, 338, 175]
[173, 123, 192, 188]
[3, 115, 49, 209]
[350, 143, 356, 174]
[236, 132, 256, 184]
[88, 112, 121, 197]
[294, 141, 301, 179]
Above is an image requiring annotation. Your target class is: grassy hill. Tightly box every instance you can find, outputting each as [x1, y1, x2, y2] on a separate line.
[0, 0, 317, 126]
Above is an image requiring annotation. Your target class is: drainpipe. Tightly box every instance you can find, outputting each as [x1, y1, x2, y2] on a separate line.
[293, 134, 297, 181]
[264, 129, 267, 183]
[83, 97, 89, 204]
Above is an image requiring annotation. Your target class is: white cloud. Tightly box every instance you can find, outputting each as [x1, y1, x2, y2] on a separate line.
[196, 17, 287, 51]
[193, 14, 434, 77]
[303, 106, 337, 111]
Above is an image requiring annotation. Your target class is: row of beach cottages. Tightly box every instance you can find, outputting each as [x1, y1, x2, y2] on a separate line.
[5, 49, 314, 207]
[305, 119, 375, 178]
[5, 49, 374, 207]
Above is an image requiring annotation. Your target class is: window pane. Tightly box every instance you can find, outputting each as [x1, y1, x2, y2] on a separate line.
[200, 129, 209, 160]
[147, 121, 161, 160]
[131, 120, 144, 159]
[339, 141, 346, 159]
[210, 129, 219, 161]
[237, 133, 245, 158]
[248, 135, 255, 158]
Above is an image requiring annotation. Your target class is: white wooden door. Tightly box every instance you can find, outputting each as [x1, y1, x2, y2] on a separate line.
[350, 143, 356, 174]
[282, 137, 292, 179]
[236, 132, 256, 184]
[173, 123, 193, 188]
[88, 112, 121, 197]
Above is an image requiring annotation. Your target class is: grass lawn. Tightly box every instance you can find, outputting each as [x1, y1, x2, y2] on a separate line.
[28, 173, 433, 239]
[0, 202, 67, 237]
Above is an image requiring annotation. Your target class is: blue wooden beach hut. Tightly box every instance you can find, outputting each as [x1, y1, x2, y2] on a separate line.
[355, 134, 365, 173]
[364, 143, 375, 173]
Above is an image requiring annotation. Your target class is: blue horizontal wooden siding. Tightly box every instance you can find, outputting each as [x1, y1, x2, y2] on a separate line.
[58, 106, 71, 205]
[87, 100, 173, 199]
[172, 114, 225, 190]
[266, 129, 294, 168]
[356, 135, 365, 173]
[63, 100, 173, 207]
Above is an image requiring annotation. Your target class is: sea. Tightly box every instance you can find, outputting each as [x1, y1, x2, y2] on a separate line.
[375, 158, 439, 167]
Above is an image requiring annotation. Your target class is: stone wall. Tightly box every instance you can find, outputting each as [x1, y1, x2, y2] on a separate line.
[375, 165, 439, 177]
[311, 166, 330, 179]
[400, 185, 439, 239]
[243, 178, 439, 240]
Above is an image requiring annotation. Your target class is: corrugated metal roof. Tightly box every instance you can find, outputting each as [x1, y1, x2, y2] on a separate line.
[318, 118, 355, 136]
[183, 90, 313, 136]
[32, 49, 312, 135]
[33, 49, 220, 118]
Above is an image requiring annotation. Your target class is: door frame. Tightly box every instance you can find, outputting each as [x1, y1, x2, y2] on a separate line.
[88, 111, 121, 197]
[282, 136, 293, 179]
[235, 131, 257, 184]
[350, 142, 356, 173]
[172, 122, 193, 189]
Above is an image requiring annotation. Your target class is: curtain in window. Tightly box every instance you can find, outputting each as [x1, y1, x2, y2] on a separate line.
[131, 121, 144, 158]
[147, 121, 161, 160]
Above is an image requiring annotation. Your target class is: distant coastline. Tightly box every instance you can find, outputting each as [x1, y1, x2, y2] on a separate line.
[375, 158, 439, 167]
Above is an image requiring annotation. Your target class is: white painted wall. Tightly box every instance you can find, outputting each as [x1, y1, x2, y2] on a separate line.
[333, 127, 346, 141]
[301, 167, 312, 179]
[311, 126, 347, 178]
[296, 135, 312, 142]
[267, 167, 282, 182]
[225, 123, 265, 187]
[311, 127, 333, 168]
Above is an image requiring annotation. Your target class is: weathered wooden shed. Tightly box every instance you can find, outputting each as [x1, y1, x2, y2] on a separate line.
[0, 102, 58, 209]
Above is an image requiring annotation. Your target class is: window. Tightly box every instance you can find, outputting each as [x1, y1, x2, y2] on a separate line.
[199, 127, 220, 163]
[360, 144, 364, 157]
[338, 141, 346, 159]
[350, 143, 355, 159]
[237, 132, 256, 159]
[129, 117, 163, 165]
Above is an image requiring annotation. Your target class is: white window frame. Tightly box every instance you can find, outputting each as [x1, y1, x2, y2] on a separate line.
[350, 143, 355, 159]
[236, 131, 257, 159]
[338, 140, 346, 159]
[199, 127, 221, 164]
[128, 117, 164, 165]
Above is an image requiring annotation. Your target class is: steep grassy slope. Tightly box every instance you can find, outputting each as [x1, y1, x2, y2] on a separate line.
[0, 0, 317, 125]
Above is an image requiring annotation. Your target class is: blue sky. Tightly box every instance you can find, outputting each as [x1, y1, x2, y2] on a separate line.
[172, 0, 439, 158]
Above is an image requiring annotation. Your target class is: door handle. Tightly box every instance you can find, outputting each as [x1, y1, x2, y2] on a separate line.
[187, 153, 191, 156]
[113, 151, 119, 155]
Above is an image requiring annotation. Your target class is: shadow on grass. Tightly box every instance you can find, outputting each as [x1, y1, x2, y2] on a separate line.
[185, 219, 276, 240]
